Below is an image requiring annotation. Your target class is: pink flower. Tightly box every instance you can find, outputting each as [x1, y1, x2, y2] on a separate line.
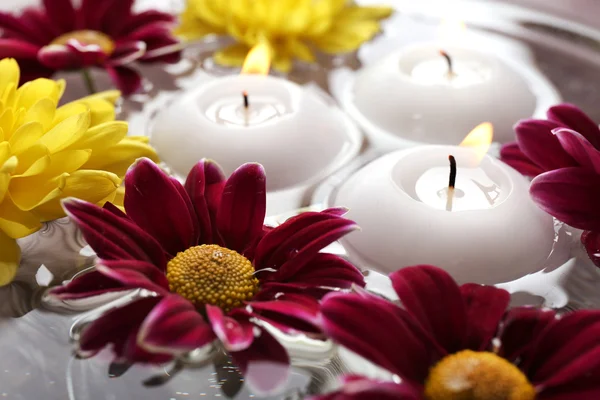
[50, 158, 364, 392]
[312, 265, 600, 400]
[0, 0, 182, 95]
[500, 104, 600, 177]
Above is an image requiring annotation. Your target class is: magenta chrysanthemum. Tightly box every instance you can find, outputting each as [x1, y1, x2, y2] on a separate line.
[50, 158, 364, 392]
[312, 265, 600, 400]
[0, 0, 182, 95]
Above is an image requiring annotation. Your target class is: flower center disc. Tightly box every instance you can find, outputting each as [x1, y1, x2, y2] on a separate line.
[166, 244, 259, 313]
[50, 30, 116, 54]
[424, 350, 535, 400]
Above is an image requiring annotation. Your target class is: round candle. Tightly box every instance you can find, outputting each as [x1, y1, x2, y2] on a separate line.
[346, 43, 559, 148]
[150, 74, 361, 201]
[333, 146, 566, 285]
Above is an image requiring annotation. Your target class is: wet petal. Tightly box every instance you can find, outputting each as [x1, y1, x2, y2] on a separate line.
[230, 326, 290, 396]
[206, 305, 254, 352]
[515, 119, 577, 171]
[547, 104, 600, 149]
[554, 128, 600, 173]
[530, 168, 600, 231]
[138, 294, 215, 355]
[216, 163, 266, 253]
[391, 265, 467, 353]
[124, 158, 198, 256]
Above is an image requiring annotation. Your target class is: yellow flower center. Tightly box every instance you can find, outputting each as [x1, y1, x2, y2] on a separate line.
[166, 245, 259, 312]
[50, 30, 116, 55]
[424, 350, 536, 400]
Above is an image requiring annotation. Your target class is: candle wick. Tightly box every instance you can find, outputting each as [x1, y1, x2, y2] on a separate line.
[242, 91, 249, 126]
[242, 91, 249, 109]
[446, 155, 457, 212]
[439, 50, 455, 78]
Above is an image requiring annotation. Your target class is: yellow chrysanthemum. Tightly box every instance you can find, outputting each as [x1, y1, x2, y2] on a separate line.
[0, 58, 158, 285]
[176, 0, 393, 72]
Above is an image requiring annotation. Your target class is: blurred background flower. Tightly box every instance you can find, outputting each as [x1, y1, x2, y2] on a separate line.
[176, 0, 393, 72]
[0, 58, 158, 286]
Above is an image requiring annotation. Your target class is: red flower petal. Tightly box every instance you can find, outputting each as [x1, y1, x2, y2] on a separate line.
[105, 65, 142, 96]
[230, 326, 290, 396]
[270, 252, 365, 289]
[530, 168, 600, 231]
[516, 119, 577, 171]
[500, 142, 545, 176]
[96, 259, 169, 294]
[459, 283, 510, 350]
[547, 104, 600, 149]
[79, 296, 170, 363]
[19, 8, 61, 40]
[50, 270, 127, 300]
[582, 231, 600, 269]
[321, 291, 438, 383]
[63, 198, 167, 269]
[248, 297, 322, 335]
[38, 44, 83, 69]
[102, 201, 129, 220]
[390, 265, 467, 354]
[310, 376, 421, 400]
[138, 295, 215, 355]
[0, 11, 47, 44]
[108, 41, 146, 66]
[554, 128, 600, 173]
[0, 38, 42, 59]
[139, 36, 182, 64]
[206, 305, 255, 352]
[126, 22, 174, 43]
[65, 40, 108, 66]
[184, 159, 227, 245]
[216, 163, 266, 253]
[98, 0, 135, 37]
[123, 158, 198, 256]
[118, 10, 176, 37]
[498, 307, 556, 364]
[42, 0, 76, 34]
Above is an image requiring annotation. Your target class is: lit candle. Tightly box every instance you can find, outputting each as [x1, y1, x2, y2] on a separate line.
[150, 43, 362, 214]
[340, 20, 560, 149]
[332, 123, 569, 284]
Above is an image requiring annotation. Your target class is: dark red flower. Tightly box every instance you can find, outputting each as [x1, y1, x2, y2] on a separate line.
[50, 158, 364, 393]
[312, 265, 600, 400]
[0, 0, 182, 95]
[500, 104, 600, 177]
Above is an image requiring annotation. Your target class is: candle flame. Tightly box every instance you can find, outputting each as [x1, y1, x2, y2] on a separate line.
[460, 122, 493, 162]
[241, 43, 271, 75]
[439, 17, 467, 44]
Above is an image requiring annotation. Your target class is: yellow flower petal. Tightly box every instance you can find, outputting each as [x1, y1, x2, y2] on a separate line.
[14, 144, 50, 177]
[16, 78, 62, 110]
[0, 108, 14, 139]
[75, 90, 121, 105]
[38, 111, 91, 153]
[213, 44, 251, 68]
[8, 173, 66, 212]
[83, 139, 159, 177]
[23, 98, 56, 131]
[112, 185, 125, 208]
[312, 20, 383, 53]
[9, 121, 44, 154]
[31, 170, 121, 221]
[0, 173, 8, 206]
[0, 142, 11, 165]
[0, 195, 42, 238]
[0, 230, 20, 286]
[0, 156, 17, 174]
[68, 121, 128, 152]
[53, 102, 88, 127]
[0, 59, 19, 94]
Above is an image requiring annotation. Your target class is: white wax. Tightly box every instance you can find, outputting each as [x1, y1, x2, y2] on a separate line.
[334, 146, 568, 285]
[348, 43, 560, 148]
[150, 75, 362, 212]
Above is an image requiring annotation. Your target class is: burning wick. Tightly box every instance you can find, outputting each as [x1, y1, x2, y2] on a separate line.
[446, 155, 457, 211]
[242, 91, 249, 126]
[439, 50, 455, 78]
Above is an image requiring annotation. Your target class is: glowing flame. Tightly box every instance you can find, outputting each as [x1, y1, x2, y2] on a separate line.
[241, 43, 271, 75]
[460, 122, 493, 162]
[439, 17, 467, 44]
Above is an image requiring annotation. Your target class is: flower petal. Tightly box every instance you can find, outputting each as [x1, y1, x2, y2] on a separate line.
[63, 198, 167, 269]
[42, 0, 76, 34]
[530, 168, 600, 231]
[0, 12, 46, 44]
[500, 142, 544, 177]
[515, 119, 577, 171]
[108, 41, 146, 66]
[0, 38, 41, 59]
[0, 231, 20, 286]
[118, 10, 176, 37]
[248, 297, 323, 335]
[216, 163, 266, 253]
[184, 159, 226, 245]
[138, 294, 215, 355]
[123, 158, 198, 256]
[459, 283, 510, 350]
[230, 326, 290, 396]
[96, 259, 169, 294]
[582, 230, 600, 269]
[78, 296, 171, 363]
[310, 376, 421, 400]
[50, 270, 127, 300]
[390, 265, 467, 354]
[106, 65, 143, 96]
[547, 104, 600, 149]
[554, 128, 600, 173]
[498, 307, 556, 364]
[206, 305, 254, 352]
[321, 291, 438, 383]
